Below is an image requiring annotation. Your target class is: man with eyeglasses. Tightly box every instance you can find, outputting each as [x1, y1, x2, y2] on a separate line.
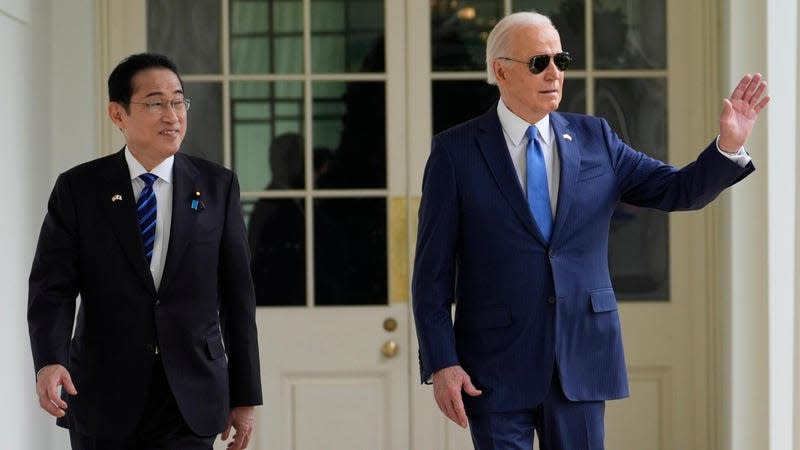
[28, 53, 261, 450]
[412, 11, 768, 450]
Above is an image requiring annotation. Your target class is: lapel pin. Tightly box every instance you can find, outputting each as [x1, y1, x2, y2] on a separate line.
[562, 133, 573, 142]
[191, 190, 205, 211]
[111, 194, 123, 202]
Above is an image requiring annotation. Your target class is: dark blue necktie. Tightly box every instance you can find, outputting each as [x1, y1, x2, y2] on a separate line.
[137, 173, 158, 264]
[526, 126, 553, 241]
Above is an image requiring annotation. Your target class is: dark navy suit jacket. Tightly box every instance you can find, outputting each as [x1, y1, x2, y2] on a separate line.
[412, 104, 753, 413]
[28, 150, 262, 438]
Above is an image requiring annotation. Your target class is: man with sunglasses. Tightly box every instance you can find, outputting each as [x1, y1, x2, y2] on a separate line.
[28, 53, 262, 449]
[412, 11, 768, 450]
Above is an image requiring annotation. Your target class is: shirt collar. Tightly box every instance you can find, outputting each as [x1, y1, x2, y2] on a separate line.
[124, 146, 174, 184]
[497, 98, 553, 147]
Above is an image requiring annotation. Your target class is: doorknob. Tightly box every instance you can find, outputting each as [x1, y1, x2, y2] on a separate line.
[383, 317, 398, 332]
[381, 340, 399, 358]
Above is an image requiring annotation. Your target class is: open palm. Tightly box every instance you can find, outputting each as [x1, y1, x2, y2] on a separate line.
[718, 73, 770, 152]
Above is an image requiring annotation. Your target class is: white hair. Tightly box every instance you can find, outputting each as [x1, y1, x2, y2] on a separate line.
[485, 12, 555, 85]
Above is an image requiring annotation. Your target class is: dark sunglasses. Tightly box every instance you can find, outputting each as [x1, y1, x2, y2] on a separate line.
[497, 52, 572, 74]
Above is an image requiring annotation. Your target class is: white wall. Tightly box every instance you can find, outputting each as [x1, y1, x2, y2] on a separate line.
[0, 0, 96, 447]
[722, 0, 799, 449]
[0, 0, 55, 448]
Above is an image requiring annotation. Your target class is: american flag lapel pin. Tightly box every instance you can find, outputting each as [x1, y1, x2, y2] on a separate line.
[562, 133, 573, 142]
[111, 194, 123, 202]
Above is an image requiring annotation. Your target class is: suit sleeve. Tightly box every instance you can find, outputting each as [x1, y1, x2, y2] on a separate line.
[603, 118, 755, 210]
[411, 139, 461, 383]
[218, 172, 263, 406]
[28, 174, 79, 373]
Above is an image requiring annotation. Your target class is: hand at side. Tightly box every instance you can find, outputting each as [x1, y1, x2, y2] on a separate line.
[221, 405, 256, 449]
[432, 365, 482, 428]
[35, 364, 77, 418]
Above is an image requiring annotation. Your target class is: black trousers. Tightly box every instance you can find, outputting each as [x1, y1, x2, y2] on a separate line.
[68, 356, 216, 450]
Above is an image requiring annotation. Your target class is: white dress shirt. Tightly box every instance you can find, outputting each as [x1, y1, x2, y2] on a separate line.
[125, 147, 174, 289]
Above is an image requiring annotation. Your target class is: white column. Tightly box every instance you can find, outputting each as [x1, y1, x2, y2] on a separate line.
[722, 0, 798, 449]
[0, 0, 53, 447]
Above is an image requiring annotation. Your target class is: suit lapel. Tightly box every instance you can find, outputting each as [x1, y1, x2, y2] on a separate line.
[100, 149, 157, 294]
[549, 112, 580, 246]
[476, 105, 543, 242]
[158, 153, 199, 296]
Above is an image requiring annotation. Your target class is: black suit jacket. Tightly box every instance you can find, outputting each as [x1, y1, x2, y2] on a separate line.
[28, 149, 262, 438]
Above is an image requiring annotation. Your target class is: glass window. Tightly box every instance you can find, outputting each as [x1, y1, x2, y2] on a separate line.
[149, 0, 390, 307]
[147, 0, 222, 74]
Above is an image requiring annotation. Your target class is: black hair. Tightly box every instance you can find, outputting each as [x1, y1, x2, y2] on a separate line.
[107, 53, 183, 109]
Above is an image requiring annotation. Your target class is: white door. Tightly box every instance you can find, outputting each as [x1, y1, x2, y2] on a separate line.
[101, 0, 719, 449]
[100, 1, 411, 449]
[408, 1, 721, 449]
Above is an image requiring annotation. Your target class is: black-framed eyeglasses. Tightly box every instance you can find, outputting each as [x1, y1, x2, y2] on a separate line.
[497, 52, 571, 74]
[128, 98, 191, 114]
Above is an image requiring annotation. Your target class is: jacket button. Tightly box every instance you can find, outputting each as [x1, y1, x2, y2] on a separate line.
[548, 296, 556, 304]
[155, 300, 161, 307]
[548, 249, 555, 258]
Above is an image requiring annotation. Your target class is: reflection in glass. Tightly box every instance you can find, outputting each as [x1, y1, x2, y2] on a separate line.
[596, 77, 669, 300]
[182, 82, 223, 165]
[313, 82, 386, 189]
[558, 78, 586, 114]
[432, 80, 498, 135]
[147, 0, 221, 74]
[311, 0, 384, 73]
[431, 0, 502, 71]
[231, 82, 304, 192]
[593, 0, 665, 69]
[314, 198, 386, 305]
[513, 0, 586, 71]
[246, 199, 307, 306]
[230, 0, 303, 74]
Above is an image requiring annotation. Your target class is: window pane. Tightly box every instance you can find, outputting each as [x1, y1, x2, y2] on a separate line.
[314, 198, 387, 305]
[431, 0, 502, 71]
[313, 81, 386, 189]
[559, 78, 586, 114]
[183, 82, 223, 165]
[231, 81, 305, 192]
[245, 199, 307, 306]
[594, 0, 666, 69]
[230, 0, 303, 74]
[431, 80, 498, 135]
[596, 77, 669, 300]
[147, 0, 221, 74]
[513, 0, 587, 70]
[311, 0, 384, 73]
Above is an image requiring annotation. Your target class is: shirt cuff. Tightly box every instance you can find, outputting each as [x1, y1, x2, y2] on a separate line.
[715, 135, 751, 168]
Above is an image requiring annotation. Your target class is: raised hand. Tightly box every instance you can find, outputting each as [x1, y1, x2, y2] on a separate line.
[718, 73, 770, 153]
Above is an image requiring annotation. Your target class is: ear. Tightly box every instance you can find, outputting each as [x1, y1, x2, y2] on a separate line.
[493, 60, 508, 84]
[108, 102, 126, 129]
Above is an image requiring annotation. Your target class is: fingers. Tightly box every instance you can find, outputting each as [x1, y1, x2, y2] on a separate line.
[462, 378, 483, 397]
[35, 365, 75, 418]
[451, 392, 468, 428]
[754, 95, 771, 114]
[225, 428, 252, 450]
[432, 366, 480, 428]
[221, 423, 232, 441]
[732, 73, 769, 108]
[729, 74, 752, 101]
[61, 371, 78, 396]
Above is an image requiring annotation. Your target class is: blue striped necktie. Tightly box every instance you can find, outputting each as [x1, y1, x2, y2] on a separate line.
[526, 126, 553, 241]
[137, 173, 158, 264]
